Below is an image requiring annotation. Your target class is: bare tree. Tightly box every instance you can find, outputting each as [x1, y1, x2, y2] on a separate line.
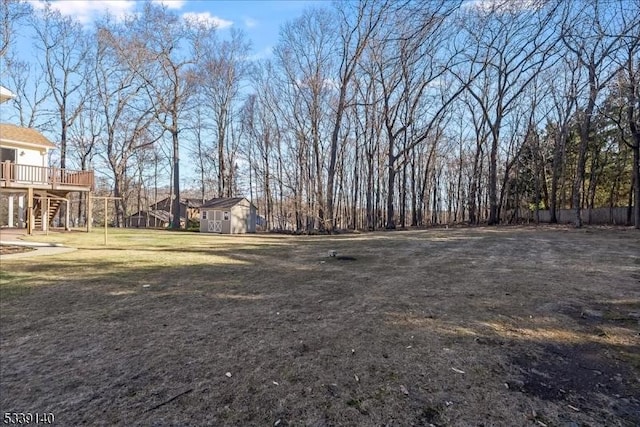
[95, 18, 159, 226]
[624, 39, 640, 229]
[31, 4, 91, 170]
[187, 105, 215, 203]
[454, 1, 560, 225]
[325, 0, 389, 231]
[371, 0, 464, 228]
[560, 0, 633, 227]
[545, 55, 580, 223]
[112, 3, 214, 228]
[0, 0, 30, 59]
[67, 91, 101, 224]
[602, 15, 640, 228]
[274, 8, 337, 230]
[200, 29, 251, 198]
[3, 55, 51, 127]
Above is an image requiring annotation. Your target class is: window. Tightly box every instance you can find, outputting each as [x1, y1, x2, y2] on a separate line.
[202, 211, 207, 220]
[223, 211, 230, 221]
[0, 148, 16, 163]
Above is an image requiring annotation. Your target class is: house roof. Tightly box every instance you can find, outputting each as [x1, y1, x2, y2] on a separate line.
[127, 209, 184, 222]
[183, 198, 208, 208]
[0, 123, 56, 149]
[151, 197, 209, 209]
[202, 197, 253, 209]
[0, 86, 16, 103]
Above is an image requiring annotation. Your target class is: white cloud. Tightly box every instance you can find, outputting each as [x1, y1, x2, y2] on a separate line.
[182, 12, 233, 29]
[244, 17, 258, 28]
[29, 0, 136, 24]
[152, 0, 186, 10]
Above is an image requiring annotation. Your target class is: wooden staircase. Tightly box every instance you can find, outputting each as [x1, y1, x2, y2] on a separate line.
[33, 191, 69, 229]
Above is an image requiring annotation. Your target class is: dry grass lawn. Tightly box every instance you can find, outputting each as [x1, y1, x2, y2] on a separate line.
[1, 226, 639, 426]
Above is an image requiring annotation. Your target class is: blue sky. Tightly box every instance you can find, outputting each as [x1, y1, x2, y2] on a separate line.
[27, 0, 329, 58]
[3, 1, 327, 188]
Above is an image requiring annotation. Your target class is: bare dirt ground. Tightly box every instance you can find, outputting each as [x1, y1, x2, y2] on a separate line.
[0, 226, 638, 426]
[0, 245, 35, 255]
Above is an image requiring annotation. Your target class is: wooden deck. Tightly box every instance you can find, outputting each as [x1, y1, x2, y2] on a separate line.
[0, 161, 94, 192]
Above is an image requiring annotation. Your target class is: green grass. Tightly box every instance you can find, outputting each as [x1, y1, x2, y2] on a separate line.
[1, 229, 293, 297]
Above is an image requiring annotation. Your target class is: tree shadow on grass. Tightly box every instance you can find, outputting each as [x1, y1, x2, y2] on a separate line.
[509, 340, 640, 425]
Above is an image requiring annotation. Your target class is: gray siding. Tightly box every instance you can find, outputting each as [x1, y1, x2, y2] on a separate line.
[200, 198, 257, 234]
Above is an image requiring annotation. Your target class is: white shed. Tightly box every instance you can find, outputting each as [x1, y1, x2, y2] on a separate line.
[200, 197, 257, 234]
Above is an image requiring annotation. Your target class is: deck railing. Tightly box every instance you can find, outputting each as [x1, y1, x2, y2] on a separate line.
[0, 161, 94, 189]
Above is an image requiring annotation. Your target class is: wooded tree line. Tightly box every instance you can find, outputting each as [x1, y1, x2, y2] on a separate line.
[1, 0, 639, 230]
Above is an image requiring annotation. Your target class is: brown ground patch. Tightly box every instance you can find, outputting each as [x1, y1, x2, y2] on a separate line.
[0, 226, 639, 426]
[0, 245, 35, 255]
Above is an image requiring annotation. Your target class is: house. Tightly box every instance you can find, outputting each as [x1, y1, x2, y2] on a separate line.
[124, 197, 203, 228]
[200, 197, 257, 234]
[0, 120, 94, 233]
[149, 197, 206, 225]
[124, 209, 175, 228]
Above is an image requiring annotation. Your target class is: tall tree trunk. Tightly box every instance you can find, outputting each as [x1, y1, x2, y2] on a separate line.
[411, 154, 418, 226]
[628, 72, 640, 228]
[488, 130, 499, 225]
[573, 89, 596, 228]
[386, 154, 396, 229]
[217, 118, 225, 198]
[352, 141, 359, 230]
[633, 141, 640, 229]
[171, 127, 181, 229]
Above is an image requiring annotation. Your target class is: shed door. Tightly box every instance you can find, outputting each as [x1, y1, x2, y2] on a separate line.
[221, 211, 231, 234]
[207, 210, 222, 233]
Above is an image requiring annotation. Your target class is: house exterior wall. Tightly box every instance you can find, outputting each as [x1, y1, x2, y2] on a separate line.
[230, 202, 256, 233]
[153, 198, 187, 218]
[231, 205, 244, 234]
[1, 144, 47, 168]
[249, 205, 256, 233]
[125, 213, 169, 228]
[19, 148, 47, 167]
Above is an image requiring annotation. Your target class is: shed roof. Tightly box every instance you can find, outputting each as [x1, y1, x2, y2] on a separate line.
[202, 197, 253, 209]
[0, 123, 56, 149]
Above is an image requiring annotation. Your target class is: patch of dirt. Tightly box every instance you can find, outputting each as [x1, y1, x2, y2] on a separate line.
[0, 245, 35, 255]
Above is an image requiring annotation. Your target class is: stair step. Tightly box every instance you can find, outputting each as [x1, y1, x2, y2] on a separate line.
[30, 194, 68, 228]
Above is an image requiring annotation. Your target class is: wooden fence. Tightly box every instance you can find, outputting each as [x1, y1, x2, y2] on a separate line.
[531, 207, 631, 225]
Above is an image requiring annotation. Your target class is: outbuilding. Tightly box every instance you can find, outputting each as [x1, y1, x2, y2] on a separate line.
[200, 197, 257, 234]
